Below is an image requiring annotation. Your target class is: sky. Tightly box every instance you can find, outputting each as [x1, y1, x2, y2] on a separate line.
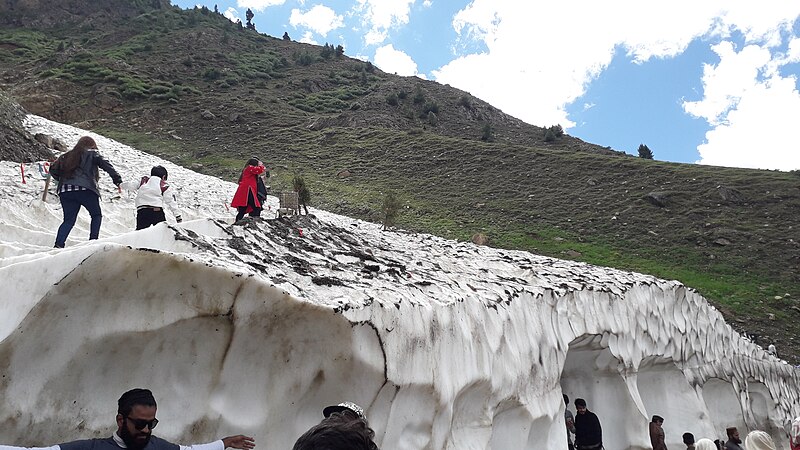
[171, 0, 800, 171]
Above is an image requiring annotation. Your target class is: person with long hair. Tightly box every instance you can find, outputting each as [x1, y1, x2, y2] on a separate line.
[231, 157, 265, 222]
[49, 136, 122, 248]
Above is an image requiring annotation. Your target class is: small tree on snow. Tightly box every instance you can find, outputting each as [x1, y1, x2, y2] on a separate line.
[638, 144, 654, 159]
[382, 192, 401, 230]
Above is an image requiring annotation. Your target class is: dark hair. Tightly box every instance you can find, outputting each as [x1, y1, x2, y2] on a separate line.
[574, 398, 586, 408]
[563, 394, 569, 405]
[683, 432, 695, 444]
[150, 165, 168, 180]
[726, 427, 738, 437]
[56, 136, 98, 179]
[293, 413, 378, 450]
[652, 415, 664, 423]
[238, 158, 260, 183]
[118, 388, 157, 416]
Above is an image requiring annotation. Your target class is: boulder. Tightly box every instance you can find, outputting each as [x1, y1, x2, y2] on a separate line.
[471, 233, 489, 246]
[644, 191, 670, 207]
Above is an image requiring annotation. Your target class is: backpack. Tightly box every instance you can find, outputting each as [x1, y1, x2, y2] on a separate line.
[140, 176, 168, 194]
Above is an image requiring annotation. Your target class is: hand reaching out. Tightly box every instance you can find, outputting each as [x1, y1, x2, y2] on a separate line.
[222, 435, 255, 450]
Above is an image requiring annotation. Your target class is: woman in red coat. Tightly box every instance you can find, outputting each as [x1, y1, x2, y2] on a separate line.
[231, 158, 266, 221]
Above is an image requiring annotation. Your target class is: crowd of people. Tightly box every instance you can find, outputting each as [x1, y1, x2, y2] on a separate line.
[48, 136, 268, 247]
[564, 395, 800, 450]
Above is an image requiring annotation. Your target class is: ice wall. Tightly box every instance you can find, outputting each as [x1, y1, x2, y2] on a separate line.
[0, 116, 798, 450]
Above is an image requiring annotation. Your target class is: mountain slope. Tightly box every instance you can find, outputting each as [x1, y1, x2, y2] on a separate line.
[0, 3, 798, 359]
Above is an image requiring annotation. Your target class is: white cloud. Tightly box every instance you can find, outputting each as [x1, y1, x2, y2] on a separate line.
[223, 7, 243, 24]
[431, 0, 800, 169]
[290, 5, 344, 37]
[354, 0, 415, 45]
[237, 0, 285, 12]
[374, 44, 419, 76]
[299, 31, 318, 45]
[684, 43, 800, 170]
[423, 0, 432, 7]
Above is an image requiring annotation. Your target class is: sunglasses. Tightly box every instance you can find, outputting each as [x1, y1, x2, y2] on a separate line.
[126, 417, 159, 430]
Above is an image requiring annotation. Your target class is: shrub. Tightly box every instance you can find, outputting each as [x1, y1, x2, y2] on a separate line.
[386, 93, 399, 106]
[427, 111, 438, 126]
[457, 94, 472, 109]
[481, 123, 494, 142]
[295, 50, 314, 66]
[381, 192, 401, 230]
[544, 129, 556, 143]
[412, 86, 425, 104]
[202, 68, 221, 80]
[420, 101, 439, 117]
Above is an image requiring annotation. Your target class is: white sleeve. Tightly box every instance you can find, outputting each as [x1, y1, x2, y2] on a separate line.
[0, 446, 61, 450]
[162, 186, 183, 219]
[179, 440, 224, 450]
[119, 180, 140, 192]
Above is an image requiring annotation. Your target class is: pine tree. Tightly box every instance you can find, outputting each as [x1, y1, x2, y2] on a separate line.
[638, 144, 654, 159]
[282, 31, 291, 41]
[245, 8, 256, 30]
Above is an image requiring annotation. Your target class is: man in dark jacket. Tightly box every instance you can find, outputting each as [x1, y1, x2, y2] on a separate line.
[574, 398, 603, 450]
[649, 415, 668, 450]
[725, 427, 744, 450]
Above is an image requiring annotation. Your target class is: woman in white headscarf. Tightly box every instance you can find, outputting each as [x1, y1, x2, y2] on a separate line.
[744, 430, 776, 450]
[695, 438, 717, 450]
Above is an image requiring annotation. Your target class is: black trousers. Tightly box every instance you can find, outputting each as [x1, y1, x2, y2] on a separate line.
[136, 207, 167, 230]
[235, 191, 262, 221]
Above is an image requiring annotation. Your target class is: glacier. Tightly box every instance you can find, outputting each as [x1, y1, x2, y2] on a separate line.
[0, 116, 798, 450]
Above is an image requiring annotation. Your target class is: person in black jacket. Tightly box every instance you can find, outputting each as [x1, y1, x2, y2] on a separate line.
[49, 136, 122, 248]
[574, 398, 603, 450]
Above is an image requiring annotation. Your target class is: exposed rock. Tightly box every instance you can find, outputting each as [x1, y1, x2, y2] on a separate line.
[0, 92, 54, 162]
[644, 191, 670, 207]
[471, 233, 489, 246]
[200, 110, 215, 120]
[337, 169, 351, 178]
[718, 186, 746, 203]
[713, 238, 732, 246]
[229, 112, 241, 123]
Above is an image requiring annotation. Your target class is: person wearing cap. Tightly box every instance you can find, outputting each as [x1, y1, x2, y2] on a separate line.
[120, 166, 183, 230]
[293, 405, 377, 450]
[322, 401, 367, 422]
[573, 398, 603, 450]
[725, 427, 744, 450]
[650, 415, 668, 450]
[0, 388, 255, 450]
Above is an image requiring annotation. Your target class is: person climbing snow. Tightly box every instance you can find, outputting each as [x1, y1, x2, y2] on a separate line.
[231, 158, 265, 222]
[120, 165, 183, 230]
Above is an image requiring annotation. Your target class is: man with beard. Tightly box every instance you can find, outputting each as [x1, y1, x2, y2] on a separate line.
[0, 388, 255, 450]
[724, 427, 744, 450]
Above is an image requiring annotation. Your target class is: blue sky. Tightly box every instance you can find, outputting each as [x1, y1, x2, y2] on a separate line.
[172, 0, 800, 171]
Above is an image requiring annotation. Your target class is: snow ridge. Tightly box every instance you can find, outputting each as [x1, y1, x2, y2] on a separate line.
[0, 116, 797, 449]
